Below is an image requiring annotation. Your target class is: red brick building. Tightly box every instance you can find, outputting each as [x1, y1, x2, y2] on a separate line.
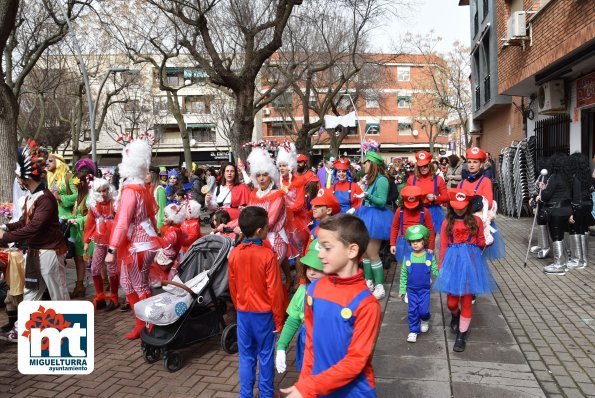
[258, 54, 450, 164]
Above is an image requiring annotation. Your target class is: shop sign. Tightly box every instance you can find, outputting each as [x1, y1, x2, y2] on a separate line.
[577, 71, 595, 108]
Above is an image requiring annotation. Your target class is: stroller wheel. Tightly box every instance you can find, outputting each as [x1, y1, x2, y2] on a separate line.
[221, 323, 238, 354]
[164, 351, 182, 372]
[143, 346, 161, 364]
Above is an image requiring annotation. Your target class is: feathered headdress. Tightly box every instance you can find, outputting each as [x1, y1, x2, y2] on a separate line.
[275, 141, 297, 172]
[16, 139, 46, 181]
[164, 203, 186, 225]
[118, 139, 152, 184]
[244, 140, 280, 186]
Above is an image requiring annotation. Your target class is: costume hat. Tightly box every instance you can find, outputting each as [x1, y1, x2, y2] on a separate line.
[300, 239, 324, 271]
[310, 188, 341, 215]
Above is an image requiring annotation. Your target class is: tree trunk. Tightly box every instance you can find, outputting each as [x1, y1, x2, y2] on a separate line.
[294, 125, 312, 155]
[232, 84, 257, 162]
[0, 82, 18, 202]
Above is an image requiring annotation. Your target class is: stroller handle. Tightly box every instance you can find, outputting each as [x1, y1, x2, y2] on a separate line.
[162, 280, 197, 298]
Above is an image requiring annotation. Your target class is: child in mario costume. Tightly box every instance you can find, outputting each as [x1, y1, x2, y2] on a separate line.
[434, 187, 497, 352]
[399, 225, 438, 343]
[228, 206, 285, 398]
[308, 188, 341, 244]
[331, 158, 363, 214]
[275, 239, 326, 374]
[280, 214, 381, 398]
[390, 185, 436, 264]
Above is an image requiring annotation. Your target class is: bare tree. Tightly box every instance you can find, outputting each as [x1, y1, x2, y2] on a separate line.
[405, 31, 472, 152]
[146, 0, 304, 161]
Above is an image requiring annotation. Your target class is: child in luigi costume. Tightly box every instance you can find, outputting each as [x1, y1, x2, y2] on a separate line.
[354, 150, 394, 300]
[275, 238, 326, 374]
[399, 224, 438, 343]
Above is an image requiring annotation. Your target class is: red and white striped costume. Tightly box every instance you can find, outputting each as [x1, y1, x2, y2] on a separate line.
[109, 184, 160, 296]
[84, 200, 116, 277]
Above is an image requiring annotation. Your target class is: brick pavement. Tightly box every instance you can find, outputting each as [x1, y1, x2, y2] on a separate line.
[1, 216, 593, 397]
[490, 216, 595, 398]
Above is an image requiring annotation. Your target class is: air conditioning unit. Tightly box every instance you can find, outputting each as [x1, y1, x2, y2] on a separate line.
[263, 108, 271, 116]
[537, 80, 565, 114]
[311, 149, 322, 156]
[507, 11, 527, 39]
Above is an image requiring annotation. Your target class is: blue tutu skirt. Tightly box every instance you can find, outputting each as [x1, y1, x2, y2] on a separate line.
[426, 204, 445, 234]
[355, 205, 393, 241]
[434, 243, 497, 296]
[296, 324, 306, 372]
[395, 235, 412, 264]
[483, 221, 506, 260]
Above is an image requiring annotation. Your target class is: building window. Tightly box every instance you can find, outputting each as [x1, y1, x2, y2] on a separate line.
[397, 66, 410, 82]
[272, 92, 292, 109]
[189, 126, 215, 142]
[398, 123, 412, 135]
[397, 95, 412, 108]
[365, 92, 380, 108]
[184, 96, 209, 114]
[83, 129, 91, 141]
[269, 121, 293, 136]
[165, 72, 180, 87]
[365, 123, 380, 135]
[308, 95, 317, 108]
[124, 99, 141, 113]
[153, 97, 168, 114]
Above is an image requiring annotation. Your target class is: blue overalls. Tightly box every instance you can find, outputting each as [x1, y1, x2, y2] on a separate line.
[333, 182, 353, 213]
[405, 252, 433, 334]
[395, 208, 426, 263]
[306, 281, 377, 397]
[236, 238, 276, 398]
[412, 176, 444, 233]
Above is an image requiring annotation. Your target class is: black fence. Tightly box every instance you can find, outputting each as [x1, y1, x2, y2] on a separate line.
[535, 114, 570, 161]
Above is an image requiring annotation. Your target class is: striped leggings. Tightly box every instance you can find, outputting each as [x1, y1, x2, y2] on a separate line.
[90, 244, 117, 277]
[120, 249, 156, 296]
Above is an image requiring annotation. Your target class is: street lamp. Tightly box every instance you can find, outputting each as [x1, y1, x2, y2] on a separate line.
[90, 68, 136, 161]
[338, 92, 365, 163]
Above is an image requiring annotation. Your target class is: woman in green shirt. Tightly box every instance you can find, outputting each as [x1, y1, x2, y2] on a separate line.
[146, 166, 167, 232]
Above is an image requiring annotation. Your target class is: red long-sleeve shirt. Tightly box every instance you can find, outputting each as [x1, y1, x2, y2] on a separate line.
[406, 174, 448, 206]
[389, 206, 436, 250]
[332, 180, 363, 210]
[180, 218, 201, 252]
[439, 216, 485, 268]
[459, 176, 493, 208]
[228, 242, 286, 332]
[83, 201, 115, 245]
[295, 271, 380, 397]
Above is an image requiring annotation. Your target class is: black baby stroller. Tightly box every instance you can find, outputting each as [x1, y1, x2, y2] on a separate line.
[137, 234, 237, 372]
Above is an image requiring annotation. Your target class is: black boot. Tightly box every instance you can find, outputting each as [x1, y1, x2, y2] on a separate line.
[450, 313, 460, 333]
[1, 310, 17, 332]
[453, 331, 468, 352]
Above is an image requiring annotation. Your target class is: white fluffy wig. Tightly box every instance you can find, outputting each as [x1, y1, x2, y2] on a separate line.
[164, 203, 186, 225]
[118, 140, 152, 185]
[186, 200, 202, 219]
[247, 147, 279, 186]
[87, 178, 115, 208]
[276, 143, 297, 172]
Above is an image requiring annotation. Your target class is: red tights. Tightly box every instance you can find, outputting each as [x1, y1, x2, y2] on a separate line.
[447, 294, 473, 318]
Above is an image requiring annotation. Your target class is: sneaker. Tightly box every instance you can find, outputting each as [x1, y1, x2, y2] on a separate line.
[543, 264, 566, 275]
[403, 293, 408, 304]
[420, 320, 429, 333]
[366, 279, 375, 292]
[472, 295, 477, 305]
[0, 326, 18, 343]
[373, 284, 386, 300]
[407, 332, 417, 343]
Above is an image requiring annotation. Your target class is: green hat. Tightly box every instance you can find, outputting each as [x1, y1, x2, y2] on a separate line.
[300, 239, 324, 271]
[405, 224, 430, 241]
[365, 151, 384, 165]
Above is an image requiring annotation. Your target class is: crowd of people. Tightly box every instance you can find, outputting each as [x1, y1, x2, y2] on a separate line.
[8, 136, 583, 397]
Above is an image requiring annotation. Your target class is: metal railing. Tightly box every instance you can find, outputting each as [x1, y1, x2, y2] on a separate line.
[535, 114, 570, 160]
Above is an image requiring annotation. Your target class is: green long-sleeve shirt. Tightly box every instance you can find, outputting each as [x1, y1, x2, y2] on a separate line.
[276, 284, 306, 351]
[155, 186, 167, 232]
[56, 178, 78, 219]
[365, 175, 389, 208]
[399, 252, 439, 295]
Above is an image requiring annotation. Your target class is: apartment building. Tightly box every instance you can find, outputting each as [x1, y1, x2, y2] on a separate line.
[259, 54, 450, 163]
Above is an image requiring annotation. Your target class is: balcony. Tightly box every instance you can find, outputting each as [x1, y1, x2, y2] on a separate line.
[483, 75, 491, 104]
[474, 85, 481, 111]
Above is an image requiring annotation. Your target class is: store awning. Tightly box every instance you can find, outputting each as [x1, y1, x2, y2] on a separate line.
[186, 123, 215, 129]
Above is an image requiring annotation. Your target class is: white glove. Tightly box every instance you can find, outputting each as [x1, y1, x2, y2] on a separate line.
[354, 192, 367, 199]
[275, 350, 286, 373]
[346, 207, 356, 215]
